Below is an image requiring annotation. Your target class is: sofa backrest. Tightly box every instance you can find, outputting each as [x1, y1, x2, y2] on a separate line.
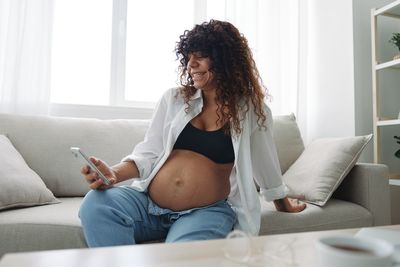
[0, 113, 149, 196]
[0, 112, 304, 197]
[272, 113, 305, 174]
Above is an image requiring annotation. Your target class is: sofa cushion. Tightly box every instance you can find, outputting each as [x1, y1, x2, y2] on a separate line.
[272, 113, 304, 174]
[0, 113, 150, 197]
[0, 197, 86, 255]
[260, 198, 373, 235]
[0, 195, 373, 255]
[282, 135, 372, 206]
[0, 135, 59, 210]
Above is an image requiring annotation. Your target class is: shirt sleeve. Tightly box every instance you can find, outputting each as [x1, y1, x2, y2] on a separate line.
[250, 104, 288, 202]
[121, 90, 169, 179]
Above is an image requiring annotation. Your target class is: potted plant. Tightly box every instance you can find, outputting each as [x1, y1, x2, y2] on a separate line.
[389, 33, 400, 60]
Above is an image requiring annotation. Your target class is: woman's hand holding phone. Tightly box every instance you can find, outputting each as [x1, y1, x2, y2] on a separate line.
[80, 157, 117, 190]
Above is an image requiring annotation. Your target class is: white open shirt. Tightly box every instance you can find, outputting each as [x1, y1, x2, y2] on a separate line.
[122, 87, 287, 235]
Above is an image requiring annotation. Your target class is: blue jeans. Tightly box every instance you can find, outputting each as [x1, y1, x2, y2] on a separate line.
[79, 186, 237, 247]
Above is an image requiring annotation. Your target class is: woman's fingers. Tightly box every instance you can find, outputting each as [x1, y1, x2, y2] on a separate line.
[288, 198, 307, 212]
[80, 157, 115, 190]
[89, 178, 105, 190]
[80, 165, 90, 175]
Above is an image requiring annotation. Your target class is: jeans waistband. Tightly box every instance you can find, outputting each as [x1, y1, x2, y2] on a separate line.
[147, 196, 227, 216]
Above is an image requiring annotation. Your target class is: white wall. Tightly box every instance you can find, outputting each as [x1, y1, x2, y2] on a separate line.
[300, 0, 355, 144]
[303, 0, 399, 167]
[50, 103, 153, 120]
[352, 0, 397, 163]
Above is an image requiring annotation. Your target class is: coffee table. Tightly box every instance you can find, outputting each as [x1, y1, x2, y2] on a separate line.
[1, 225, 399, 267]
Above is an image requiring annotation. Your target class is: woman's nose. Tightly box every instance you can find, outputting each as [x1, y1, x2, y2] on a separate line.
[187, 57, 197, 69]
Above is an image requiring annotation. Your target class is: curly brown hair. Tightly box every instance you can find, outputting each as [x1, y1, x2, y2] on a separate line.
[175, 19, 268, 136]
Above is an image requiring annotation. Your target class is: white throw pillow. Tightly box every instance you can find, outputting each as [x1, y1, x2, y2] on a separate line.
[282, 134, 372, 206]
[0, 135, 59, 210]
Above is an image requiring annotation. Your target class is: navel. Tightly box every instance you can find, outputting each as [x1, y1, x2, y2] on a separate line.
[174, 178, 184, 187]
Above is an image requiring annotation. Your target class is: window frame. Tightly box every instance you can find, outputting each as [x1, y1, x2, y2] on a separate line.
[108, 0, 207, 109]
[109, 0, 128, 107]
[50, 0, 207, 119]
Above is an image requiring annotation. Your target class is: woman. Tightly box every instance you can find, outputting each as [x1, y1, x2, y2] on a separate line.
[79, 20, 306, 247]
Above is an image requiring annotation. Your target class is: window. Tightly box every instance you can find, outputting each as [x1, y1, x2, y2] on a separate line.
[50, 0, 296, 114]
[124, 0, 194, 104]
[51, 0, 112, 105]
[51, 0, 196, 108]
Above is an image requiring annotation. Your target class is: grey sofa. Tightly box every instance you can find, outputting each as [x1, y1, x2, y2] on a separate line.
[0, 112, 391, 257]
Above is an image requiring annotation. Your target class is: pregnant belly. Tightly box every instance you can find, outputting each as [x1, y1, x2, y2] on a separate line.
[148, 150, 233, 211]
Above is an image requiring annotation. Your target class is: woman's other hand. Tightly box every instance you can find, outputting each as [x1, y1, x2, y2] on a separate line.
[273, 197, 306, 213]
[80, 157, 117, 190]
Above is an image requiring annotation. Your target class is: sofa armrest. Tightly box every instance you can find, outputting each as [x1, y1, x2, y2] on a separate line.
[333, 163, 391, 226]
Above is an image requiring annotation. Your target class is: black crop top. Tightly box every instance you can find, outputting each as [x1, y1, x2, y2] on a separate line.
[173, 122, 235, 164]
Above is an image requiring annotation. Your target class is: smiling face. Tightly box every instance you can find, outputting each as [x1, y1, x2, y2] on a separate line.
[187, 52, 217, 91]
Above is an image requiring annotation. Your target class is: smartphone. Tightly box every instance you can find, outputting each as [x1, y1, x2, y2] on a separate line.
[70, 147, 111, 185]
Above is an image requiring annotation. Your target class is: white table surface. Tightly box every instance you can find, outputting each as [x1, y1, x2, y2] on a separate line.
[1, 225, 399, 267]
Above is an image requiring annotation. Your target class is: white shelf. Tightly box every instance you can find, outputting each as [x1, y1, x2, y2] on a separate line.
[371, 0, 400, 171]
[377, 119, 400, 126]
[389, 172, 400, 186]
[374, 0, 400, 17]
[390, 179, 400, 186]
[376, 58, 400, 70]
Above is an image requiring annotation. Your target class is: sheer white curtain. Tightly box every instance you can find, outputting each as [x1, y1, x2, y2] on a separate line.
[296, 0, 356, 144]
[0, 0, 54, 115]
[206, 0, 299, 116]
[256, 0, 299, 116]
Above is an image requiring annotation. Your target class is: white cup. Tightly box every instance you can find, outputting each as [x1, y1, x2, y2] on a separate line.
[315, 235, 394, 267]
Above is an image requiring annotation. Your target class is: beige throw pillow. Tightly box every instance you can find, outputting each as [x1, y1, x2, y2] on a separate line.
[282, 134, 372, 206]
[0, 135, 59, 210]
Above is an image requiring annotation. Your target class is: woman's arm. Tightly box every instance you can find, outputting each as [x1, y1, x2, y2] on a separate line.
[250, 104, 306, 213]
[111, 161, 140, 183]
[121, 89, 171, 179]
[250, 104, 287, 201]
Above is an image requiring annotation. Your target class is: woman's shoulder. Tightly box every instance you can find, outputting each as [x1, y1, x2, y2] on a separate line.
[246, 99, 271, 117]
[158, 87, 181, 101]
[245, 100, 273, 129]
[159, 87, 177, 98]
[158, 87, 186, 107]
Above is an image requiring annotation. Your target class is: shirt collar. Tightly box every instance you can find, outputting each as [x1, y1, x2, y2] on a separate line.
[190, 88, 202, 100]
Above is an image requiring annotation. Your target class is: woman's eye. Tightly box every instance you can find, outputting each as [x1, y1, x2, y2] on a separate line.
[192, 52, 206, 59]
